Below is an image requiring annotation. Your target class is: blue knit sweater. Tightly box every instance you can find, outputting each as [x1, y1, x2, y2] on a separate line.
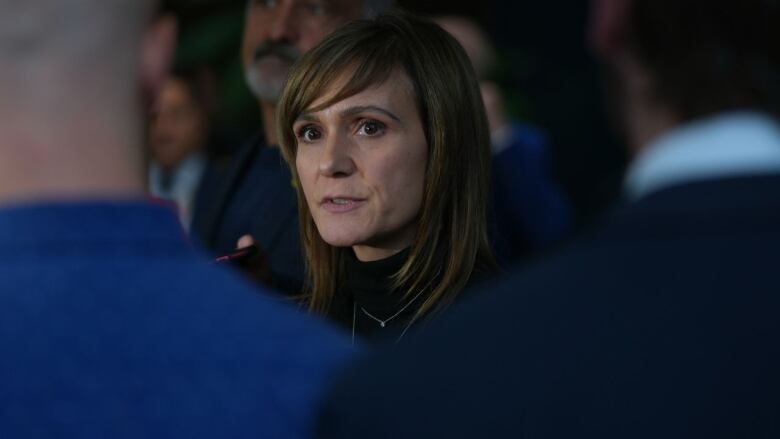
[0, 200, 354, 438]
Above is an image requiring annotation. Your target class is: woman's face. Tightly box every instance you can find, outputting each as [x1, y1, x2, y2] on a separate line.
[293, 70, 428, 262]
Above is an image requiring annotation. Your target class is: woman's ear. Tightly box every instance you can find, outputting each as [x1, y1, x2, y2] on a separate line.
[140, 14, 177, 106]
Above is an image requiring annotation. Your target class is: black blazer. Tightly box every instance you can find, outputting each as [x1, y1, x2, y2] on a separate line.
[316, 173, 780, 438]
[191, 134, 304, 293]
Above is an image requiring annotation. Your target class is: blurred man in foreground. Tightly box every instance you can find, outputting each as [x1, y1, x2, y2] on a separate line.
[0, 2, 352, 437]
[317, 1, 780, 437]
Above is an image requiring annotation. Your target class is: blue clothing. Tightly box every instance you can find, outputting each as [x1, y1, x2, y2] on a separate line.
[0, 200, 353, 438]
[192, 134, 303, 294]
[316, 114, 780, 437]
[490, 122, 571, 263]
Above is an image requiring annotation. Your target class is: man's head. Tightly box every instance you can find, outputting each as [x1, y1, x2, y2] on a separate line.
[433, 16, 496, 81]
[433, 16, 507, 134]
[589, 0, 779, 148]
[242, 0, 391, 102]
[1, 1, 155, 93]
[149, 69, 214, 170]
[0, 0, 176, 202]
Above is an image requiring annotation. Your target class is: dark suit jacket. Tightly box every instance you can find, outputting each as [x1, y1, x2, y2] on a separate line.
[317, 173, 780, 438]
[192, 134, 304, 293]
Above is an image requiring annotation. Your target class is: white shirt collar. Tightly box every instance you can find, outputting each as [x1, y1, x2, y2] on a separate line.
[625, 111, 780, 200]
[148, 152, 207, 229]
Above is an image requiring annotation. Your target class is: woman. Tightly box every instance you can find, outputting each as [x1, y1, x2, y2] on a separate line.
[277, 12, 496, 343]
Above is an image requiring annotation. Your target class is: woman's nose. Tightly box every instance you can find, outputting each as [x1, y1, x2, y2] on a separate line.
[318, 134, 356, 178]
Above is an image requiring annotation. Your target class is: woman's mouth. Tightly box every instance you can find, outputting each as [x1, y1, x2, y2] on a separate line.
[321, 197, 367, 213]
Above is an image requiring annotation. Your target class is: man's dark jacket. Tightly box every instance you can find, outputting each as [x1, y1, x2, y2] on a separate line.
[192, 134, 304, 293]
[317, 172, 780, 438]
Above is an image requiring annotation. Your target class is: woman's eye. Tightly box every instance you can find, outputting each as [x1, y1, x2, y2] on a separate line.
[358, 120, 385, 136]
[297, 126, 321, 142]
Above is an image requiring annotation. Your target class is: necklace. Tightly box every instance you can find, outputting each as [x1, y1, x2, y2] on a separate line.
[348, 266, 442, 345]
[360, 287, 426, 328]
[350, 303, 417, 345]
[350, 288, 426, 345]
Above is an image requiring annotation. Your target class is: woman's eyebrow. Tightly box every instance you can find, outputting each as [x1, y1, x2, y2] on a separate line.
[294, 113, 319, 123]
[295, 105, 402, 124]
[340, 105, 402, 123]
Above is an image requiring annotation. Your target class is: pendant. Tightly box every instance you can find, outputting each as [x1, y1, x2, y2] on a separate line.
[380, 322, 386, 328]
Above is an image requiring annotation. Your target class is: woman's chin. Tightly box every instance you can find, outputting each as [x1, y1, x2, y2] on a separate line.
[318, 231, 365, 249]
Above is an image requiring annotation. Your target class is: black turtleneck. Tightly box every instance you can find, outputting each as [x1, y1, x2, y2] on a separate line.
[328, 248, 426, 343]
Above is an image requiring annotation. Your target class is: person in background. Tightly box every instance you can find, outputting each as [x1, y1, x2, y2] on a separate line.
[435, 15, 572, 265]
[276, 12, 497, 343]
[316, 0, 780, 437]
[0, 1, 353, 436]
[147, 68, 221, 231]
[191, 0, 392, 294]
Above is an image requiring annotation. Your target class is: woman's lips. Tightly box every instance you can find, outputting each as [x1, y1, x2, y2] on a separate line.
[320, 197, 367, 213]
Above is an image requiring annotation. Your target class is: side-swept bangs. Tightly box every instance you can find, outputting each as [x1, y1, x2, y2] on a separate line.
[278, 20, 421, 156]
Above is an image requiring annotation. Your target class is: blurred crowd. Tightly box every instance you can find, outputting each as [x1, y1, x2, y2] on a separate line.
[149, 1, 588, 279]
[1, 0, 778, 437]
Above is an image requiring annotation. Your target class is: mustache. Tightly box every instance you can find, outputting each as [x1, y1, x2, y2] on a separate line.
[252, 41, 300, 63]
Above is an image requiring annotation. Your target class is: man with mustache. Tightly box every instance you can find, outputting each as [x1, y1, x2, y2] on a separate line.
[193, 0, 390, 293]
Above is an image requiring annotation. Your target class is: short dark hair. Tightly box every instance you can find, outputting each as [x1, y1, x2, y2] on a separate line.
[169, 66, 216, 114]
[627, 0, 779, 120]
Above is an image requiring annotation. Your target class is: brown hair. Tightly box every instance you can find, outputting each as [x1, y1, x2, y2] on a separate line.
[627, 0, 779, 120]
[277, 12, 496, 320]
